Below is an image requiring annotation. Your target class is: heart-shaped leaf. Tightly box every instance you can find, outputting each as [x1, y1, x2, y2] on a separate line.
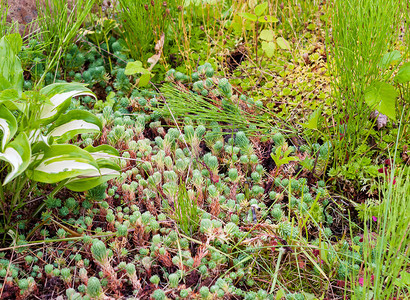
[260, 29, 274, 42]
[125, 60, 148, 75]
[394, 62, 410, 84]
[364, 81, 397, 121]
[261, 41, 275, 58]
[0, 105, 17, 151]
[238, 12, 257, 22]
[254, 2, 268, 16]
[0, 132, 31, 185]
[379, 50, 401, 69]
[138, 73, 151, 87]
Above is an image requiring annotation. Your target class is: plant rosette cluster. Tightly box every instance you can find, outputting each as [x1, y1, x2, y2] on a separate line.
[0, 34, 120, 227]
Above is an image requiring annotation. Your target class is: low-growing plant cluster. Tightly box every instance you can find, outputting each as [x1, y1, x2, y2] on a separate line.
[0, 0, 409, 299]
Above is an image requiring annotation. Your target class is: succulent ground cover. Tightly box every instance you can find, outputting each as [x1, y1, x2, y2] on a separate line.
[0, 0, 409, 299]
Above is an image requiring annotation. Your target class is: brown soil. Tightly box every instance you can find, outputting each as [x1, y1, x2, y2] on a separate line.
[4, 0, 113, 36]
[5, 0, 38, 35]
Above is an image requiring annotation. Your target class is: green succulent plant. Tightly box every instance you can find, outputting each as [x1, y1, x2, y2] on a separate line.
[87, 277, 103, 299]
[90, 239, 108, 263]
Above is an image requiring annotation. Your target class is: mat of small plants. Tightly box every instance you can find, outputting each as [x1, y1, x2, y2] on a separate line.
[0, 1, 409, 300]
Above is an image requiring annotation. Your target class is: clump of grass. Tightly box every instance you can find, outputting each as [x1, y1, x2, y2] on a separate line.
[326, 0, 403, 165]
[172, 182, 200, 237]
[359, 164, 410, 298]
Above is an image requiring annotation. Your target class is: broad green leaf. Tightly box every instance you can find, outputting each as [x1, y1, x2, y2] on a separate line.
[378, 50, 401, 69]
[0, 35, 24, 95]
[65, 160, 120, 192]
[27, 144, 99, 184]
[47, 110, 102, 142]
[125, 61, 147, 75]
[254, 2, 268, 16]
[84, 144, 119, 160]
[0, 132, 31, 185]
[276, 37, 290, 50]
[0, 89, 24, 111]
[4, 33, 23, 55]
[394, 62, 410, 84]
[138, 73, 151, 87]
[238, 12, 257, 22]
[0, 105, 17, 150]
[39, 83, 95, 123]
[300, 108, 322, 130]
[261, 41, 275, 58]
[400, 271, 410, 285]
[258, 15, 279, 23]
[260, 29, 274, 42]
[364, 81, 397, 121]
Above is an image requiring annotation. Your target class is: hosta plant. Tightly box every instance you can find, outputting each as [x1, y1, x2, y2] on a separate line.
[0, 34, 120, 232]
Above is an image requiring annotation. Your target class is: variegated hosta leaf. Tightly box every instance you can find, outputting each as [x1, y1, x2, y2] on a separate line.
[84, 144, 120, 161]
[39, 83, 96, 124]
[47, 110, 102, 142]
[0, 132, 31, 185]
[0, 105, 17, 151]
[27, 144, 100, 184]
[65, 160, 121, 192]
[28, 129, 51, 146]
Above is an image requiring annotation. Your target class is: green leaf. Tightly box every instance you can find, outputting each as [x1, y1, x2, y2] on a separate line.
[302, 292, 318, 300]
[27, 144, 100, 184]
[0, 89, 24, 111]
[259, 29, 274, 41]
[254, 2, 268, 16]
[138, 73, 151, 87]
[124, 61, 147, 75]
[378, 50, 401, 69]
[364, 81, 397, 121]
[400, 271, 410, 285]
[0, 132, 31, 185]
[258, 15, 279, 23]
[0, 35, 24, 95]
[47, 110, 102, 142]
[300, 108, 322, 130]
[0, 105, 17, 151]
[275, 289, 285, 300]
[271, 146, 299, 168]
[276, 37, 290, 50]
[394, 62, 410, 84]
[4, 33, 22, 55]
[238, 12, 257, 22]
[261, 41, 275, 58]
[65, 160, 120, 192]
[39, 83, 95, 124]
[84, 144, 120, 160]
